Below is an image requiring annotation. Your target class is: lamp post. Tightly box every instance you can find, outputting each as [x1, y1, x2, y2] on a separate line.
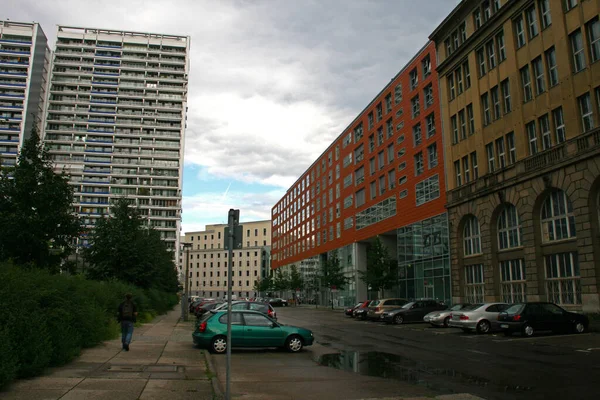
[181, 243, 192, 321]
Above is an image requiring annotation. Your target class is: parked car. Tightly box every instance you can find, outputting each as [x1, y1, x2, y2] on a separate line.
[381, 300, 447, 324]
[366, 298, 409, 321]
[497, 302, 589, 337]
[448, 303, 510, 334]
[193, 310, 314, 353]
[269, 298, 288, 307]
[194, 301, 223, 318]
[213, 301, 277, 320]
[353, 300, 374, 320]
[424, 303, 472, 327]
[345, 302, 364, 317]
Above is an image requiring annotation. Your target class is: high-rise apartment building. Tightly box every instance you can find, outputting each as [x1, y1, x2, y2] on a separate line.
[431, 0, 600, 312]
[271, 42, 451, 306]
[0, 20, 50, 167]
[182, 220, 272, 298]
[42, 26, 190, 254]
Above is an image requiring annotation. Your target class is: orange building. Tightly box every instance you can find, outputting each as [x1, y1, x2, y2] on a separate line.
[271, 42, 451, 306]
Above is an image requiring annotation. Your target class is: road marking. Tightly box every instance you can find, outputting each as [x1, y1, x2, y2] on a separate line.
[467, 349, 489, 355]
[493, 333, 591, 342]
[576, 350, 591, 353]
[461, 335, 478, 339]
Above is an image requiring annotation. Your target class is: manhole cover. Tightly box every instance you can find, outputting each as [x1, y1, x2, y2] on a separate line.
[146, 365, 179, 372]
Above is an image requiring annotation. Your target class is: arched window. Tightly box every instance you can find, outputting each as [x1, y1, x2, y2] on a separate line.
[497, 204, 522, 249]
[541, 190, 576, 242]
[463, 216, 482, 256]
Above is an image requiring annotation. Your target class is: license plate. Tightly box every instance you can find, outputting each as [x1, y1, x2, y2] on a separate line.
[500, 324, 509, 329]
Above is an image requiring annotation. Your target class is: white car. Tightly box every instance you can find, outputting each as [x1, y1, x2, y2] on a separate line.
[423, 303, 472, 327]
[448, 303, 510, 334]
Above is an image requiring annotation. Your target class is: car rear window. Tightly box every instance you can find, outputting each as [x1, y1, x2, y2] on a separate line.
[370, 300, 381, 306]
[505, 304, 524, 314]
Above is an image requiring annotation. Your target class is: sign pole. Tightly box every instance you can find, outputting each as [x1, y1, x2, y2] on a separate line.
[225, 209, 239, 400]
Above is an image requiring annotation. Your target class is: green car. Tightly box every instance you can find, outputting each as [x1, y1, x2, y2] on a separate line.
[193, 310, 314, 354]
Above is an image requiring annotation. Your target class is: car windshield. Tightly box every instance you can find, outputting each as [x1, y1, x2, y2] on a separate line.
[401, 302, 415, 309]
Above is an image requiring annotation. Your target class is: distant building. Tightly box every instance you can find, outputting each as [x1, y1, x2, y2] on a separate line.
[431, 0, 600, 312]
[182, 220, 272, 298]
[0, 20, 50, 167]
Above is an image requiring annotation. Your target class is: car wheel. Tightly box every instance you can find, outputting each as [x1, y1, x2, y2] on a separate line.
[394, 315, 404, 325]
[210, 336, 227, 354]
[443, 316, 450, 328]
[573, 321, 586, 334]
[476, 320, 491, 334]
[286, 335, 303, 352]
[522, 324, 534, 337]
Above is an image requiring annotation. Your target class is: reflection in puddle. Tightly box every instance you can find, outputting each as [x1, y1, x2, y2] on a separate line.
[318, 351, 532, 395]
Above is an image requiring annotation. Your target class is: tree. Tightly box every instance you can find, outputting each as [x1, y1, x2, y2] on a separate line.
[252, 275, 272, 297]
[319, 250, 350, 308]
[358, 236, 398, 299]
[83, 198, 178, 292]
[288, 265, 303, 305]
[272, 268, 290, 296]
[0, 126, 79, 272]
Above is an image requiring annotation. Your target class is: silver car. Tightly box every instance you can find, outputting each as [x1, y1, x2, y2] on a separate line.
[448, 303, 510, 334]
[423, 303, 472, 327]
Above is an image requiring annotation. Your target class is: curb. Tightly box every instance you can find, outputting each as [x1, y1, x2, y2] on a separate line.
[204, 351, 224, 399]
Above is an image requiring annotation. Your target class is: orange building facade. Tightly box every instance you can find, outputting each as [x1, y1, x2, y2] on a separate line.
[271, 42, 451, 306]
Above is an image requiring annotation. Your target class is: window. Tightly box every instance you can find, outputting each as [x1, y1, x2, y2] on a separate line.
[368, 134, 375, 152]
[426, 113, 436, 138]
[460, 22, 467, 43]
[415, 174, 439, 206]
[486, 142, 495, 172]
[459, 110, 467, 140]
[491, 86, 501, 120]
[388, 169, 396, 189]
[399, 175, 408, 185]
[410, 68, 418, 90]
[545, 252, 581, 305]
[564, 0, 578, 12]
[501, 79, 512, 113]
[385, 94, 392, 113]
[369, 158, 375, 175]
[411, 95, 420, 118]
[413, 123, 422, 146]
[588, 18, 600, 63]
[515, 16, 526, 48]
[473, 9, 482, 30]
[355, 189, 365, 207]
[451, 115, 458, 144]
[424, 84, 433, 108]
[387, 144, 394, 163]
[477, 48, 486, 77]
[465, 264, 484, 303]
[506, 131, 516, 164]
[483, 0, 491, 21]
[471, 151, 479, 179]
[463, 156, 470, 183]
[368, 112, 374, 129]
[498, 204, 522, 249]
[552, 107, 566, 144]
[481, 92, 491, 126]
[539, 0, 551, 29]
[500, 259, 527, 303]
[526, 121, 538, 155]
[496, 137, 506, 168]
[448, 74, 455, 100]
[464, 216, 482, 256]
[422, 55, 431, 77]
[378, 151, 385, 170]
[526, 6, 539, 39]
[467, 104, 475, 135]
[379, 175, 386, 194]
[414, 152, 424, 176]
[539, 114, 552, 150]
[377, 127, 384, 146]
[454, 160, 462, 187]
[370, 181, 376, 200]
[532, 57, 545, 95]
[579, 92, 594, 132]
[545, 47, 558, 87]
[520, 65, 533, 102]
[386, 119, 393, 138]
[570, 29, 586, 73]
[497, 30, 506, 62]
[541, 190, 576, 242]
[463, 61, 471, 88]
[427, 143, 438, 169]
[394, 84, 402, 104]
[486, 40, 496, 70]
[376, 103, 383, 121]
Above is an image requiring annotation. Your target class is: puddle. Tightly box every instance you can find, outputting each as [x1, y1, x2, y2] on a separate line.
[318, 351, 532, 394]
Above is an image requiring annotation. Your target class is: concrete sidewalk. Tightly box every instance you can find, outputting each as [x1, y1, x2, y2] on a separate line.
[0, 308, 214, 400]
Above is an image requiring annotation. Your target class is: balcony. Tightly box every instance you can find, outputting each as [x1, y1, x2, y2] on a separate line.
[448, 128, 600, 205]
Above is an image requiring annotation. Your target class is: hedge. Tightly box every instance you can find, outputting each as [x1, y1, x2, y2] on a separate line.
[0, 263, 179, 389]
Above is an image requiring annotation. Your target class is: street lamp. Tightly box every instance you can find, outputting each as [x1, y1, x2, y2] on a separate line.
[180, 242, 192, 321]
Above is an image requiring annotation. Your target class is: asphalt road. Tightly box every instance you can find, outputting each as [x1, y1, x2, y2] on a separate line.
[274, 306, 600, 400]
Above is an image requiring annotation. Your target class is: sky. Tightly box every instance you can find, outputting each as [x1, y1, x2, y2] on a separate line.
[6, 0, 460, 233]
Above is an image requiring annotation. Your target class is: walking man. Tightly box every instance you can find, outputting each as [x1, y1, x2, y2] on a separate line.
[118, 293, 138, 351]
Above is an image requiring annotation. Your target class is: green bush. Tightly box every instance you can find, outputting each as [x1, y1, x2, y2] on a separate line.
[0, 263, 178, 389]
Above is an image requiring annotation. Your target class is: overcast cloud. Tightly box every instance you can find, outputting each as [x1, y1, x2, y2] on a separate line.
[6, 0, 459, 232]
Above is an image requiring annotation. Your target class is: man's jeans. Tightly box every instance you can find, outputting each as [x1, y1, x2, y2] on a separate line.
[121, 321, 134, 345]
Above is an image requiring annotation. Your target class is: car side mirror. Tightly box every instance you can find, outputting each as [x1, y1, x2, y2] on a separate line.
[269, 322, 276, 328]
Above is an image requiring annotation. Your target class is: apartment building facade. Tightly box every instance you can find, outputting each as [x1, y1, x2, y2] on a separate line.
[0, 20, 50, 167]
[42, 26, 189, 255]
[431, 0, 600, 312]
[271, 42, 451, 306]
[181, 220, 272, 299]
